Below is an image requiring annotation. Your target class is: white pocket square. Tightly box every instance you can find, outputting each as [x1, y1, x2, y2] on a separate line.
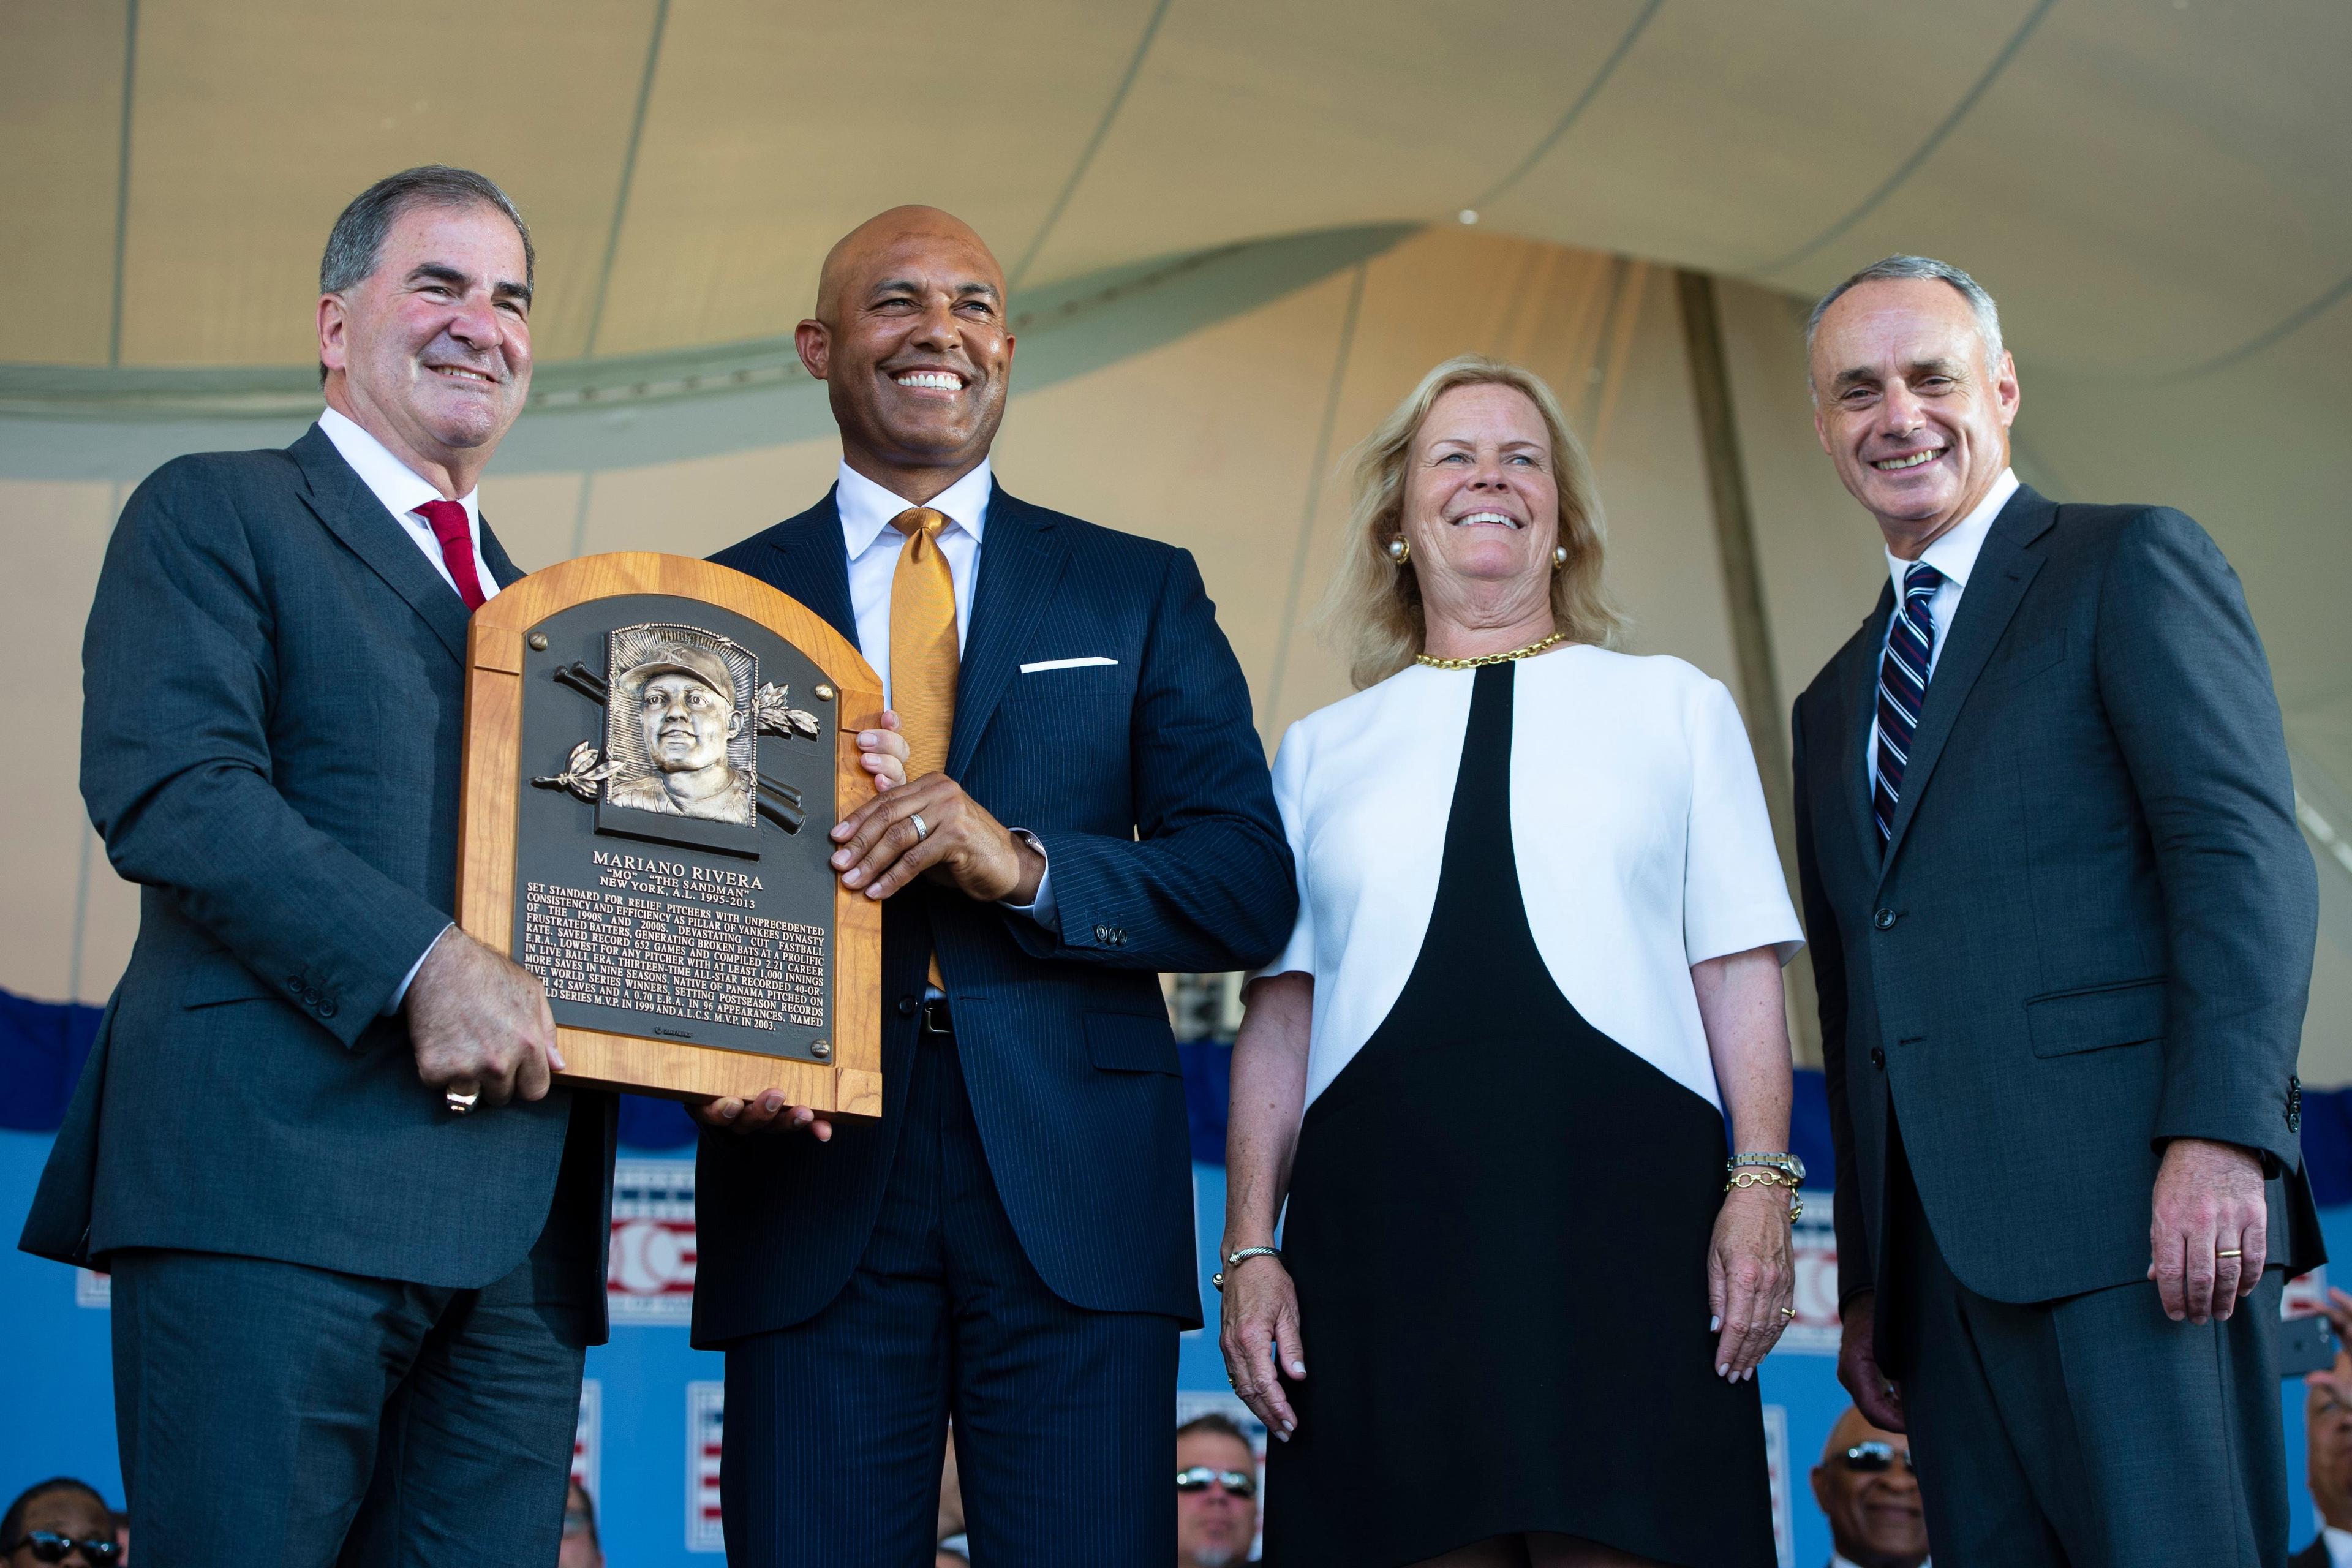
[1019, 656, 1119, 674]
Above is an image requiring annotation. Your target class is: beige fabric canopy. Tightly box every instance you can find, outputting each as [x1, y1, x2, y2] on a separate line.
[4, 0, 2347, 1069]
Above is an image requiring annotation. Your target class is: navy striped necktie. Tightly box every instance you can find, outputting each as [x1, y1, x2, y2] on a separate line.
[1874, 560, 1945, 846]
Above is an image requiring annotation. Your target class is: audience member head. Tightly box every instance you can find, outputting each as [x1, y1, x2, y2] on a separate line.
[2, 1480, 118, 1567]
[316, 165, 536, 496]
[1806, 253, 2019, 556]
[1322, 353, 1617, 688]
[798, 206, 1015, 503]
[1175, 1413, 1260, 1568]
[1809, 1408, 1928, 1568]
[557, 1479, 601, 1568]
[2309, 1362, 2352, 1528]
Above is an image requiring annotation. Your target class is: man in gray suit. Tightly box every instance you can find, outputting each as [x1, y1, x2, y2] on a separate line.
[1792, 255, 2321, 1565]
[20, 166, 611, 1566]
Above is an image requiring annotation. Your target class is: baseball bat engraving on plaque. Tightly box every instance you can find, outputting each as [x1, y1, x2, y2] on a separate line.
[456, 553, 883, 1117]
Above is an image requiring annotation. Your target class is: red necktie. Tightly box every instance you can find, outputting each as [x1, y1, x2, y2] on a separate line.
[415, 499, 487, 610]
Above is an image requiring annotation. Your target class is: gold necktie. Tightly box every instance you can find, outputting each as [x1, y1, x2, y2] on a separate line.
[889, 506, 957, 988]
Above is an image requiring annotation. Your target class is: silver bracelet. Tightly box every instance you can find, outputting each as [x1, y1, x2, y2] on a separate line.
[1727, 1151, 1806, 1184]
[1211, 1246, 1283, 1292]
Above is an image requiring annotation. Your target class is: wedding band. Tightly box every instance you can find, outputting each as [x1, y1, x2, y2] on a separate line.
[443, 1088, 478, 1114]
[1781, 1306, 1797, 1319]
[2217, 1248, 2242, 1257]
[910, 812, 930, 842]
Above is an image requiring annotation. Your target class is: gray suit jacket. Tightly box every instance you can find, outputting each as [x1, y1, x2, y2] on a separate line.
[21, 424, 612, 1309]
[1793, 484, 2321, 1306]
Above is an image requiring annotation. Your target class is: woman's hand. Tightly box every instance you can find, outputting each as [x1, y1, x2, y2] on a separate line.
[1707, 1183, 1794, 1380]
[1219, 1254, 1307, 1440]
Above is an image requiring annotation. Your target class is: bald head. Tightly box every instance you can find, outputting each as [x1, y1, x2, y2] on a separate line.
[815, 205, 1003, 325]
[796, 206, 1016, 504]
[1811, 1407, 1926, 1567]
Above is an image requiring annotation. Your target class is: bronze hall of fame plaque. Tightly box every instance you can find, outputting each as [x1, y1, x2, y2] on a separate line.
[457, 554, 883, 1116]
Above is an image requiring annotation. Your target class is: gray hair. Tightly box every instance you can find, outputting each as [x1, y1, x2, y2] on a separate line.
[1806, 255, 2004, 385]
[317, 167, 532, 385]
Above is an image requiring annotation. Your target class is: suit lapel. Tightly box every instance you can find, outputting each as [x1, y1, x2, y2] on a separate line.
[289, 424, 473, 663]
[755, 489, 859, 646]
[480, 518, 527, 590]
[1877, 485, 2057, 880]
[1840, 587, 1894, 875]
[947, 486, 1071, 779]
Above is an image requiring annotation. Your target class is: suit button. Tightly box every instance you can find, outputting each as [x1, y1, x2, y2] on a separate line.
[317, 998, 337, 1020]
[896, 995, 919, 1017]
[1870, 1046, 1887, 1069]
[1094, 924, 1111, 943]
[1872, 908, 1898, 930]
[287, 976, 304, 993]
[1112, 928, 1128, 946]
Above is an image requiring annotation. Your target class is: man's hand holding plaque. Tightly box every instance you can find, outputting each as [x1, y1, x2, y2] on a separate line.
[405, 927, 568, 1110]
[694, 715, 914, 1141]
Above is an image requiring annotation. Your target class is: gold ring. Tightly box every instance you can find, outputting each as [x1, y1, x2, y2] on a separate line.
[443, 1088, 478, 1114]
[1781, 1306, 1797, 1319]
[2217, 1248, 2243, 1257]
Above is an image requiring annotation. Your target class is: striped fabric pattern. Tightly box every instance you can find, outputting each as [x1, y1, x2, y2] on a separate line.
[1874, 560, 1945, 844]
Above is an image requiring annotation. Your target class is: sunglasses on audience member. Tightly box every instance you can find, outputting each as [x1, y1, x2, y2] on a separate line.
[4, 1532, 121, 1566]
[1841, 1441, 1916, 1474]
[1175, 1466, 1256, 1498]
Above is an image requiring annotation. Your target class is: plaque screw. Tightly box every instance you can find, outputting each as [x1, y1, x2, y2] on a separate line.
[813, 684, 835, 702]
[527, 633, 549, 652]
[811, 1040, 832, 1060]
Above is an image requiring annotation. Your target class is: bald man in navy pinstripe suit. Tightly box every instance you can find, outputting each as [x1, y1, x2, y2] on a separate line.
[693, 209, 1292, 1567]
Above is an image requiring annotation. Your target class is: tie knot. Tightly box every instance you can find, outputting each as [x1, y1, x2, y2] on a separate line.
[1904, 561, 1943, 597]
[416, 499, 470, 546]
[891, 506, 950, 541]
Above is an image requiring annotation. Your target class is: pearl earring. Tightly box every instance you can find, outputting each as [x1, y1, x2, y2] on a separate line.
[1553, 544, 1569, 568]
[1387, 537, 1411, 565]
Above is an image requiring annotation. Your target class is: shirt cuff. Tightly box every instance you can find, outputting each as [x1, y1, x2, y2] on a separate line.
[1000, 829, 1058, 933]
[385, 923, 454, 1015]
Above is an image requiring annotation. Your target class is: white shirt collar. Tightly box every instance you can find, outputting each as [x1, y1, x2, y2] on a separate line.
[317, 405, 479, 530]
[2323, 1523, 2352, 1567]
[1883, 466, 2018, 600]
[834, 458, 993, 562]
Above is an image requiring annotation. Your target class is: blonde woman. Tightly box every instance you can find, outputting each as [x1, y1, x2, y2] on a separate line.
[1219, 357, 1802, 1567]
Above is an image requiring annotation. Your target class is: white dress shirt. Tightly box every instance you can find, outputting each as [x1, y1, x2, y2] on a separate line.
[318, 407, 499, 605]
[1866, 466, 2020, 793]
[2323, 1524, 2352, 1567]
[831, 459, 1055, 932]
[317, 407, 502, 1012]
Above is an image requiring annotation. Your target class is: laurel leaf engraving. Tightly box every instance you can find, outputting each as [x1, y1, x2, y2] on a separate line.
[755, 682, 822, 739]
[532, 740, 622, 802]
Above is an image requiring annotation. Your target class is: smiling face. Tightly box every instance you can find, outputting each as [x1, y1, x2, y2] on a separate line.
[318, 200, 532, 492]
[1175, 1430, 1259, 1567]
[1399, 382, 1562, 639]
[2310, 1371, 2352, 1525]
[798, 206, 1014, 499]
[1810, 1411, 1929, 1566]
[637, 671, 741, 775]
[1810, 277, 2018, 555]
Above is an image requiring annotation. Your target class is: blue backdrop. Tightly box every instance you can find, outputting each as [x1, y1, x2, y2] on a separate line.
[3, 990, 2343, 1564]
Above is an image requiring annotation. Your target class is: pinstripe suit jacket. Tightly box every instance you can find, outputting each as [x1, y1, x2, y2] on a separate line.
[696, 484, 1294, 1340]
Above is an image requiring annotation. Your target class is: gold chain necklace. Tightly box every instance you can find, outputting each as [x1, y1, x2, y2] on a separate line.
[1414, 631, 1566, 670]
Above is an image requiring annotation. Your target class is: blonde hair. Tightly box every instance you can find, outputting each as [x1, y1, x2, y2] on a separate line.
[1317, 355, 1621, 689]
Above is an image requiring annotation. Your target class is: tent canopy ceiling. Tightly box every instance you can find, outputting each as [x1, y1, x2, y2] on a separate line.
[2, 0, 2348, 382]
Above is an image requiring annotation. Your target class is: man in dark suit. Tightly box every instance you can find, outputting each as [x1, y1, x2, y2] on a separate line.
[20, 167, 611, 1566]
[1792, 254, 2321, 1565]
[698, 205, 1294, 1566]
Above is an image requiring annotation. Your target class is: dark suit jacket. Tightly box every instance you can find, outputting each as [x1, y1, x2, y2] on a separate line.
[2290, 1537, 2330, 1568]
[1793, 485, 2320, 1306]
[21, 424, 613, 1321]
[695, 483, 1294, 1341]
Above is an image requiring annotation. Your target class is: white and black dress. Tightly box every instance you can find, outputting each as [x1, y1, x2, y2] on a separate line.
[1259, 648, 1802, 1567]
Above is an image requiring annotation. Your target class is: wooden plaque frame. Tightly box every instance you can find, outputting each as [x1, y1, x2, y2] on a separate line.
[458, 552, 884, 1117]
